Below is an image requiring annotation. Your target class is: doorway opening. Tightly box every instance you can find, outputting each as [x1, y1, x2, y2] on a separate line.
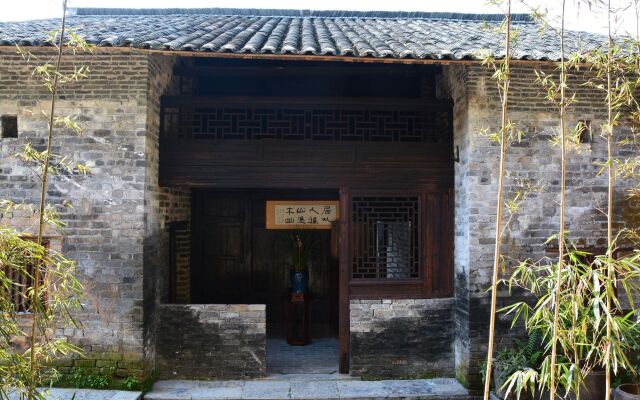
[191, 188, 340, 374]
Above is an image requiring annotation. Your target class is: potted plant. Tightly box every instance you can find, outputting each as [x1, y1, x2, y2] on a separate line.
[289, 232, 314, 293]
[615, 385, 640, 400]
[613, 341, 640, 399]
[501, 246, 640, 400]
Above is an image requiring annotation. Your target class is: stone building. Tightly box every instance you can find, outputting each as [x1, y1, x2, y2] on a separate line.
[0, 7, 635, 394]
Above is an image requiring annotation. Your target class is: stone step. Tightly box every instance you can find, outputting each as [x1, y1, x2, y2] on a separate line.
[145, 377, 469, 400]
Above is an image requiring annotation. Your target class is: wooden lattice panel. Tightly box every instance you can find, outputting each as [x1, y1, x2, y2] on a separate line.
[163, 103, 451, 143]
[351, 196, 421, 279]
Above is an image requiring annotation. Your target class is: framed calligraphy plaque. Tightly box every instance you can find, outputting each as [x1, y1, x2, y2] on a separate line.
[266, 200, 339, 230]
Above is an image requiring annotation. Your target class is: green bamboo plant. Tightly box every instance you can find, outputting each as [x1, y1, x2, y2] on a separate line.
[498, 2, 583, 397]
[0, 1, 91, 399]
[480, 1, 519, 399]
[578, 1, 640, 398]
[549, 2, 570, 398]
[499, 1, 640, 399]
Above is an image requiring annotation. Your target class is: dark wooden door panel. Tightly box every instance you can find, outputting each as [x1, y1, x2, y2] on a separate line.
[194, 196, 251, 303]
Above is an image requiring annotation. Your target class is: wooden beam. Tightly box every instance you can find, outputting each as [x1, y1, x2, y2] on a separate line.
[173, 64, 439, 77]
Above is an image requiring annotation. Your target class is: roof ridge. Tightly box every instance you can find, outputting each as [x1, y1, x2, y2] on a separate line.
[68, 7, 534, 22]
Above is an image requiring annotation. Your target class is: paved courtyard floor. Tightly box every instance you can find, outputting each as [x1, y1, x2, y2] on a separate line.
[145, 376, 469, 399]
[266, 338, 339, 375]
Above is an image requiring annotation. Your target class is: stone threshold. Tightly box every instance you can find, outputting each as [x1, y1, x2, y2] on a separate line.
[144, 376, 469, 399]
[9, 388, 142, 400]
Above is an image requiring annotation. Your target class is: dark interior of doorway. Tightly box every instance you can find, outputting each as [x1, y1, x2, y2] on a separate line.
[192, 188, 340, 373]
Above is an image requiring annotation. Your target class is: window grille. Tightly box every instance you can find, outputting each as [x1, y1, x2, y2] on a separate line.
[3, 241, 47, 313]
[351, 196, 420, 279]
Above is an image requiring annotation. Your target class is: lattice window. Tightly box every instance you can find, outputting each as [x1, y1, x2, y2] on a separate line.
[3, 241, 47, 313]
[162, 105, 451, 143]
[351, 196, 420, 279]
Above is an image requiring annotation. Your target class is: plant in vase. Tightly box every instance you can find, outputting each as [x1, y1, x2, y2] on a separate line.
[289, 232, 314, 293]
[613, 343, 640, 399]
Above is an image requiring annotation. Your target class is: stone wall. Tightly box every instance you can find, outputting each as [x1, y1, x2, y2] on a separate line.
[142, 54, 177, 374]
[155, 304, 266, 379]
[444, 63, 639, 393]
[349, 298, 455, 378]
[0, 48, 174, 380]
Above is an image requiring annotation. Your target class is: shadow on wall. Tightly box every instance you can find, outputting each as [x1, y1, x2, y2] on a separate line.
[349, 299, 455, 378]
[155, 304, 266, 380]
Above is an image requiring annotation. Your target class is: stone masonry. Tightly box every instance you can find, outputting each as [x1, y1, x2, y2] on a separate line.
[0, 48, 180, 381]
[155, 304, 266, 379]
[443, 63, 639, 393]
[350, 298, 455, 378]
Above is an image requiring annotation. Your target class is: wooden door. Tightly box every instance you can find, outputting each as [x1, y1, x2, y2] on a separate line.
[192, 194, 251, 303]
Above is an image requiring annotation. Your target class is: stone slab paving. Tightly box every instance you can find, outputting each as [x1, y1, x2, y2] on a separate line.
[145, 377, 469, 400]
[266, 338, 340, 375]
[9, 389, 141, 400]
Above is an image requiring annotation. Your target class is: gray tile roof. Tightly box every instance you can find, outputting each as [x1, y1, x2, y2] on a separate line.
[0, 8, 605, 61]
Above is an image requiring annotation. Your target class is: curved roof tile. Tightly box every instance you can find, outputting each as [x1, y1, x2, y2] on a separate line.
[0, 7, 607, 60]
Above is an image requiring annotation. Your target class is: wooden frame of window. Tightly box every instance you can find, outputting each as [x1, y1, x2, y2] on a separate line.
[344, 189, 453, 300]
[4, 239, 49, 313]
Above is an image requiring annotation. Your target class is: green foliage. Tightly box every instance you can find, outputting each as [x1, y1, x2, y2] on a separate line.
[78, 371, 110, 390]
[55, 367, 110, 389]
[500, 243, 640, 398]
[46, 366, 142, 391]
[613, 343, 640, 387]
[288, 231, 316, 273]
[0, 226, 84, 396]
[122, 376, 140, 391]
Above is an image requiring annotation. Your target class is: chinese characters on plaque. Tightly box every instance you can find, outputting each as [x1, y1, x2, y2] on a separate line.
[266, 200, 339, 230]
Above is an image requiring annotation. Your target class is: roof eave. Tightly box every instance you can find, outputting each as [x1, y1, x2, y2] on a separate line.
[0, 44, 564, 65]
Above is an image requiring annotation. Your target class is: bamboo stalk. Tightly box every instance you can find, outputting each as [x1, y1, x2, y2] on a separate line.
[483, 2, 511, 399]
[549, 1, 567, 399]
[28, 1, 67, 399]
[605, 1, 614, 399]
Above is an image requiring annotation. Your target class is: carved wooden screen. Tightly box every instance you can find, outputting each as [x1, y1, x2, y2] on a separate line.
[161, 98, 452, 143]
[351, 196, 421, 280]
[347, 191, 454, 299]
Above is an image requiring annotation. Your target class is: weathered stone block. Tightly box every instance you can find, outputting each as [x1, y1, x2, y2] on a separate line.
[350, 298, 455, 378]
[155, 304, 266, 379]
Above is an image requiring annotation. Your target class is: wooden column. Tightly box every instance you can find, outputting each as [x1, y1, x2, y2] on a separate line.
[338, 187, 350, 373]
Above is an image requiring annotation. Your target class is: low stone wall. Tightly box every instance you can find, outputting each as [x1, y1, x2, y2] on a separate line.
[155, 304, 266, 379]
[350, 298, 455, 378]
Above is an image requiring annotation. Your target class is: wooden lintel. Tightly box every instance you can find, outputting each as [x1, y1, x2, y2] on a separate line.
[173, 64, 439, 77]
